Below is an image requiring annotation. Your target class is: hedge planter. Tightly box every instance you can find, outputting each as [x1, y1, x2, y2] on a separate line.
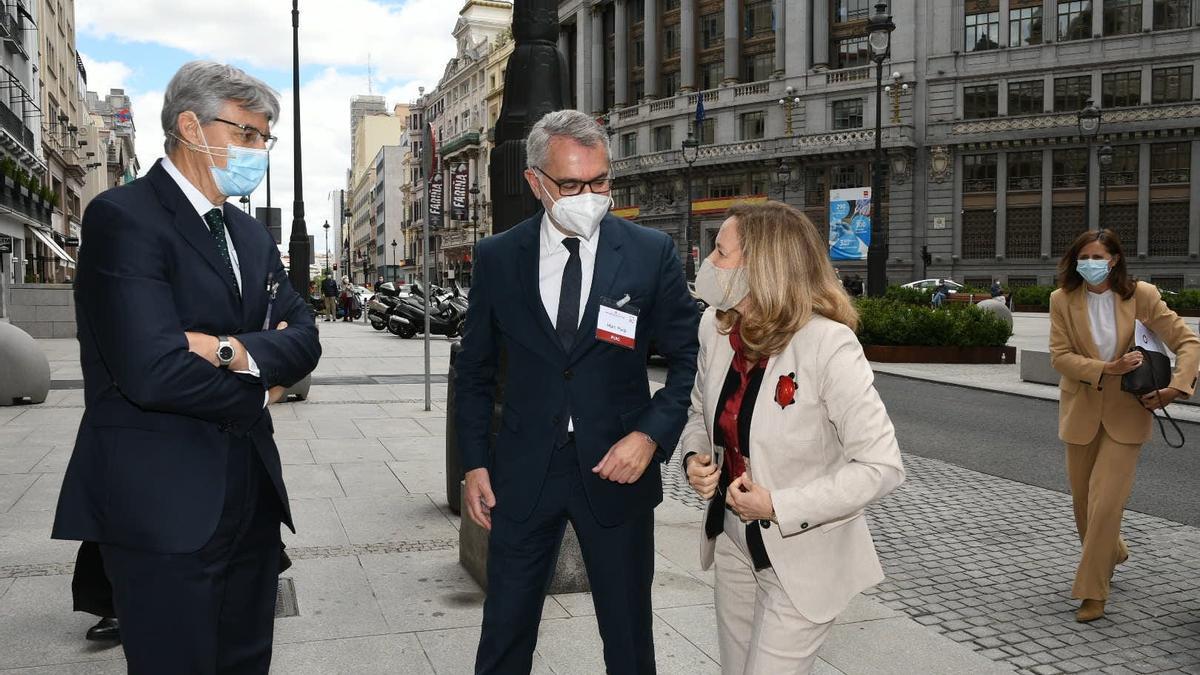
[864, 344, 1017, 364]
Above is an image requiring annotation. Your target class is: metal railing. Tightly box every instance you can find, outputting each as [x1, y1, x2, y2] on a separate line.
[1151, 168, 1190, 185]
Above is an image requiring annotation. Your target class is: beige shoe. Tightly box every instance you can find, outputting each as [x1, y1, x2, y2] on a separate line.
[1076, 599, 1105, 623]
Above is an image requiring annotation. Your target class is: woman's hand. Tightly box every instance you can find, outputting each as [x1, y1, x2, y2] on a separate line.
[1140, 387, 1182, 410]
[726, 474, 774, 523]
[1104, 351, 1143, 376]
[686, 454, 719, 499]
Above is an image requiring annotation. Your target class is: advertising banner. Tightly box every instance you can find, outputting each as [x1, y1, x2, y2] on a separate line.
[429, 172, 444, 229]
[828, 187, 871, 261]
[450, 163, 469, 221]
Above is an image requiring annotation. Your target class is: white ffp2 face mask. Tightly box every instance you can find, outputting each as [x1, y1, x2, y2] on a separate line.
[695, 259, 750, 311]
[536, 175, 612, 240]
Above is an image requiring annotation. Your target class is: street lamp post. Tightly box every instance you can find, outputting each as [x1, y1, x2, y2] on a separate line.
[469, 180, 480, 287]
[240, 195, 250, 213]
[681, 130, 699, 281]
[776, 159, 791, 204]
[322, 220, 330, 274]
[1098, 142, 1113, 231]
[390, 239, 398, 282]
[866, 1, 895, 298]
[1077, 99, 1102, 231]
[286, 0, 311, 296]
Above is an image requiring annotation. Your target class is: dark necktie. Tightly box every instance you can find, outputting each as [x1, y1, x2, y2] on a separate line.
[203, 208, 241, 296]
[556, 237, 581, 350]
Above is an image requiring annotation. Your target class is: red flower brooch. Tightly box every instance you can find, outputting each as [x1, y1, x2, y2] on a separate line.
[775, 372, 797, 409]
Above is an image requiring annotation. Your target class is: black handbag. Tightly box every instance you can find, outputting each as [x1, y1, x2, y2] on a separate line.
[1121, 346, 1185, 448]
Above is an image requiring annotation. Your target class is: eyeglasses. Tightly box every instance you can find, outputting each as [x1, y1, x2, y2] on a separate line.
[533, 167, 611, 196]
[212, 117, 277, 150]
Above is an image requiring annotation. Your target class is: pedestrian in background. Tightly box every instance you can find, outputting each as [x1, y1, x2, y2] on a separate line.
[991, 279, 1003, 298]
[339, 275, 353, 322]
[1049, 228, 1199, 622]
[931, 279, 949, 307]
[321, 274, 338, 321]
[682, 202, 904, 674]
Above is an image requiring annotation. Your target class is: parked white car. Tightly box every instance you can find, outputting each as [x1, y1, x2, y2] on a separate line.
[901, 279, 965, 294]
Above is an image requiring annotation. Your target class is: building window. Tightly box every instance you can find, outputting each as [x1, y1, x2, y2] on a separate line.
[964, 84, 1000, 119]
[634, 40, 645, 68]
[1102, 71, 1141, 108]
[965, 11, 1001, 52]
[742, 53, 774, 82]
[1104, 0, 1142, 34]
[1054, 75, 1092, 112]
[1149, 201, 1190, 256]
[661, 71, 681, 95]
[740, 111, 766, 140]
[652, 125, 673, 152]
[962, 210, 997, 259]
[1100, 203, 1138, 247]
[663, 0, 680, 10]
[1009, 5, 1044, 46]
[1152, 66, 1193, 104]
[1007, 151, 1043, 191]
[1151, 142, 1191, 184]
[1006, 207, 1043, 258]
[1154, 0, 1192, 29]
[830, 164, 867, 189]
[1051, 205, 1086, 254]
[1057, 1, 1093, 41]
[835, 36, 870, 69]
[664, 23, 681, 58]
[698, 117, 716, 145]
[701, 12, 724, 49]
[835, 0, 872, 22]
[709, 179, 740, 198]
[700, 62, 725, 89]
[963, 153, 998, 192]
[1102, 145, 1140, 186]
[1008, 80, 1045, 115]
[1053, 148, 1089, 188]
[744, 0, 773, 38]
[832, 99, 864, 129]
[630, 1, 645, 23]
[620, 132, 638, 158]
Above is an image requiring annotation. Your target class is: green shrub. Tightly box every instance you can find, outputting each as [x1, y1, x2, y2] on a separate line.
[856, 299, 1013, 347]
[0, 157, 15, 180]
[1164, 289, 1200, 311]
[1012, 285, 1055, 307]
[883, 285, 931, 306]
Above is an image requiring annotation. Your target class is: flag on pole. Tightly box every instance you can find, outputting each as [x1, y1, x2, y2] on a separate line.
[695, 95, 706, 124]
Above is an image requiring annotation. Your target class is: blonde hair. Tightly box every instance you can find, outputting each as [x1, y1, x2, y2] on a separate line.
[716, 202, 858, 361]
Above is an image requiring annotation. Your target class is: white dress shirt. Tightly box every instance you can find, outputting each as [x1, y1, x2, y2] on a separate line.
[1087, 289, 1118, 362]
[161, 157, 265, 398]
[538, 213, 598, 432]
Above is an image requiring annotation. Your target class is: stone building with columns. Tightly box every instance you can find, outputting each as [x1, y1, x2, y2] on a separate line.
[553, 0, 1200, 289]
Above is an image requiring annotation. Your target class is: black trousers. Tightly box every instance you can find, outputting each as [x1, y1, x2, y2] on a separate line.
[72, 541, 114, 618]
[475, 441, 656, 674]
[100, 438, 282, 675]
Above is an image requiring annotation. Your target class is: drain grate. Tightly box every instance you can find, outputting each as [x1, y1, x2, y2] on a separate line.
[274, 577, 299, 619]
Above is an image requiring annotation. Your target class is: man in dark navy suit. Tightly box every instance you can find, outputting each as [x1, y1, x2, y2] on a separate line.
[52, 61, 321, 674]
[455, 110, 700, 674]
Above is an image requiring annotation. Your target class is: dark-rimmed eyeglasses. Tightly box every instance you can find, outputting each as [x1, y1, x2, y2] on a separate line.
[212, 117, 277, 150]
[533, 167, 612, 196]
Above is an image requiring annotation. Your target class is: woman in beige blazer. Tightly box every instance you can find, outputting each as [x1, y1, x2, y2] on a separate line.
[681, 202, 905, 674]
[1049, 228, 1199, 623]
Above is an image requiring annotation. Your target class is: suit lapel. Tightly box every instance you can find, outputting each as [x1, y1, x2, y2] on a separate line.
[706, 322, 736, 441]
[516, 217, 562, 352]
[1068, 287, 1100, 359]
[147, 162, 241, 303]
[224, 204, 264, 329]
[569, 218, 624, 362]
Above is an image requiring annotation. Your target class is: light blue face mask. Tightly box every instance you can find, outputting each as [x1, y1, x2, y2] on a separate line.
[195, 122, 270, 197]
[1076, 259, 1112, 286]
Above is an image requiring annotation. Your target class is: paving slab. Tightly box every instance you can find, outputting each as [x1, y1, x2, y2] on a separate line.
[0, 444, 53, 475]
[0, 473, 37, 512]
[332, 461, 409, 497]
[268, 633, 434, 675]
[820, 615, 1016, 674]
[281, 498, 349, 549]
[416, 626, 556, 675]
[272, 556, 391, 645]
[8, 473, 64, 512]
[281, 464, 345, 500]
[534, 614, 720, 674]
[332, 494, 458, 544]
[0, 575, 124, 670]
[307, 438, 393, 464]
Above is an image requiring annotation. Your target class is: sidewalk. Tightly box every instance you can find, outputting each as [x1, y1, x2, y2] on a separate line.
[0, 318, 1195, 673]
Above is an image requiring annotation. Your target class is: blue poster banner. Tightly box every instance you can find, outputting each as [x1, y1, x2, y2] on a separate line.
[829, 187, 871, 261]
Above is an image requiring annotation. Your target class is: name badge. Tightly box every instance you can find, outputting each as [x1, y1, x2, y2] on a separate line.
[596, 294, 639, 349]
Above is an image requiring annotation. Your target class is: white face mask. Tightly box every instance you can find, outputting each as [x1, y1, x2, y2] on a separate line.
[536, 174, 612, 240]
[695, 258, 750, 311]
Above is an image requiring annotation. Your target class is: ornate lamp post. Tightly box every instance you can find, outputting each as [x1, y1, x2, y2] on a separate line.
[287, 0, 311, 294]
[322, 220, 330, 274]
[777, 86, 800, 136]
[390, 239, 398, 282]
[1097, 143, 1113, 229]
[1077, 99, 1102, 231]
[866, 1, 895, 298]
[681, 131, 699, 280]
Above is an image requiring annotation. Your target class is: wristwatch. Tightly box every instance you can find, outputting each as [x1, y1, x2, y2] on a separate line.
[216, 336, 236, 368]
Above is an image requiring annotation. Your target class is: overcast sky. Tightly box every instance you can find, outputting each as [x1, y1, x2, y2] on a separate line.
[77, 0, 462, 252]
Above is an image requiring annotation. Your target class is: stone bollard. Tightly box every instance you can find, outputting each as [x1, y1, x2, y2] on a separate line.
[0, 321, 51, 405]
[459, 480, 591, 594]
[282, 373, 311, 402]
[977, 296, 1014, 331]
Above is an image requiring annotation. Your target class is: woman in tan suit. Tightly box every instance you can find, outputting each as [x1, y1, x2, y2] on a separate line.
[1049, 228, 1199, 623]
[681, 202, 904, 674]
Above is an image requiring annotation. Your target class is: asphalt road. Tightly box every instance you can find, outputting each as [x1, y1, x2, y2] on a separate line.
[649, 364, 1200, 527]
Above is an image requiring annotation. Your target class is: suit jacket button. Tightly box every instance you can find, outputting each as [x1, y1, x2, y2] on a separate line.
[800, 522, 809, 530]
[563, 370, 573, 380]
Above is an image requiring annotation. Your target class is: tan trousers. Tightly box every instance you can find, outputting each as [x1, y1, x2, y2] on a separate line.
[714, 509, 834, 675]
[1066, 426, 1140, 600]
[323, 296, 336, 319]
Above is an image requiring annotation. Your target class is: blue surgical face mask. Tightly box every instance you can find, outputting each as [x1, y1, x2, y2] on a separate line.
[191, 119, 270, 197]
[1076, 259, 1112, 286]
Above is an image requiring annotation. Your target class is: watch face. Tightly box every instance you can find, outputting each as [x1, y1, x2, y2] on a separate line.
[218, 345, 235, 361]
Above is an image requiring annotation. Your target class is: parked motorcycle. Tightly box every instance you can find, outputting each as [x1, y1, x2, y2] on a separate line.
[389, 281, 465, 338]
[368, 282, 404, 331]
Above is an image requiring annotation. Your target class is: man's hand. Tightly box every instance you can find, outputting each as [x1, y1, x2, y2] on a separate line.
[685, 453, 719, 499]
[1104, 351, 1143, 376]
[464, 468, 497, 530]
[1140, 387, 1182, 410]
[186, 322, 286, 370]
[593, 431, 656, 484]
[726, 474, 774, 523]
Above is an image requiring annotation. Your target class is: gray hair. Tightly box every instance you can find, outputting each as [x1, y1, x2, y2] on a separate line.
[161, 61, 281, 154]
[525, 109, 609, 169]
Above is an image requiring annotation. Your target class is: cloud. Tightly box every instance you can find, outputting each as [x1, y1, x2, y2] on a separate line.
[79, 54, 134, 96]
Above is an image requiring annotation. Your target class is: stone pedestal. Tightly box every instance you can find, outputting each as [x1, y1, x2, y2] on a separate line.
[0, 321, 50, 405]
[459, 480, 591, 594]
[282, 373, 311, 402]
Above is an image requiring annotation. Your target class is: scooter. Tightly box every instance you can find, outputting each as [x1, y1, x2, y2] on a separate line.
[389, 282, 465, 338]
[368, 282, 404, 331]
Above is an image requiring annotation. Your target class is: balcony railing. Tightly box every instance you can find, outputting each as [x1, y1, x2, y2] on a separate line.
[1151, 168, 1190, 185]
[826, 66, 873, 85]
[1101, 170, 1137, 187]
[962, 178, 996, 193]
[1007, 176, 1042, 191]
[1052, 173, 1087, 189]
